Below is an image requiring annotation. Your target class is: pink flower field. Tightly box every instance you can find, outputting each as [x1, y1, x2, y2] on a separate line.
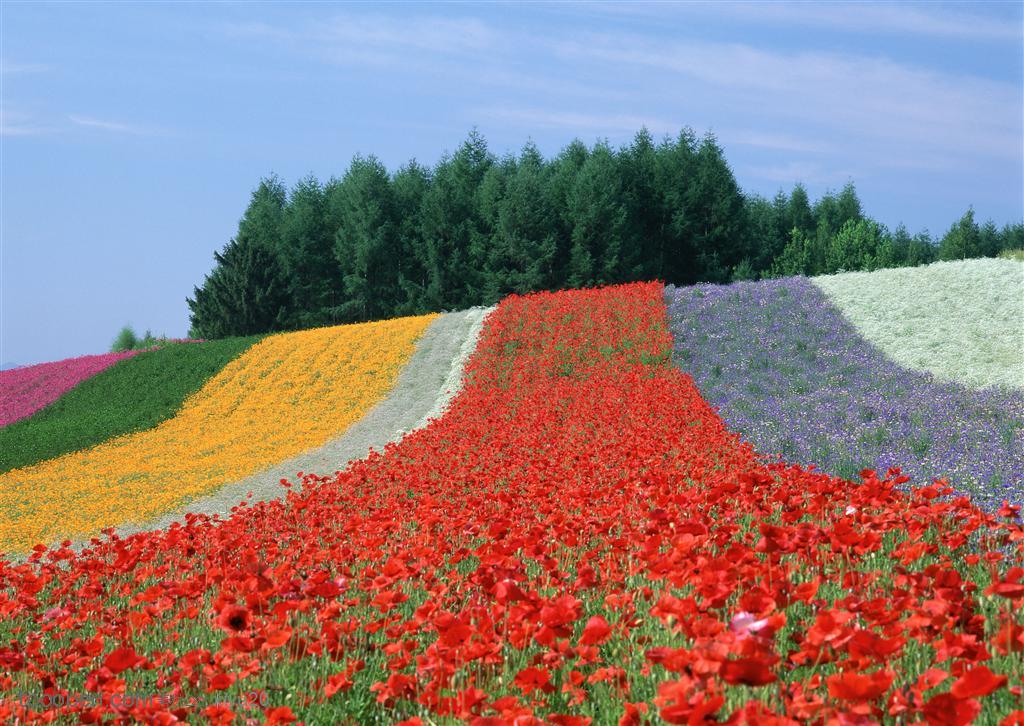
[0, 350, 140, 427]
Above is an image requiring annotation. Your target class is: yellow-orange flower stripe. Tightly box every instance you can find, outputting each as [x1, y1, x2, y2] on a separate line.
[0, 314, 436, 553]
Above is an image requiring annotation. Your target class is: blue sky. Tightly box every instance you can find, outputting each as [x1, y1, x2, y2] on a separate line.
[2, 1, 1022, 366]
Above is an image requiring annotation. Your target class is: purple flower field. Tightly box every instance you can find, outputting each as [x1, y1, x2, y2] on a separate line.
[665, 277, 1023, 512]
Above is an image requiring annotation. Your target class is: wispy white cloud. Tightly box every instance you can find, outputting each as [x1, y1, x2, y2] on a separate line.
[475, 107, 681, 137]
[727, 2, 1021, 41]
[224, 14, 621, 102]
[740, 160, 851, 185]
[68, 114, 164, 136]
[580, 1, 1022, 41]
[226, 13, 500, 67]
[720, 130, 835, 154]
[1, 59, 49, 75]
[548, 33, 1021, 160]
[220, 8, 1021, 185]
[0, 110, 55, 136]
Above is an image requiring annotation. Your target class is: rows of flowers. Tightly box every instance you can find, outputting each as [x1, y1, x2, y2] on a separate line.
[0, 350, 141, 427]
[0, 335, 258, 475]
[0, 314, 435, 553]
[0, 282, 1020, 723]
[666, 278, 1024, 514]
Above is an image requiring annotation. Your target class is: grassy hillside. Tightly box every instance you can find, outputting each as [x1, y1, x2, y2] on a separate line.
[0, 337, 261, 473]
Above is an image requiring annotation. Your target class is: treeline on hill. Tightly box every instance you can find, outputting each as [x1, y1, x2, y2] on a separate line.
[187, 129, 1024, 338]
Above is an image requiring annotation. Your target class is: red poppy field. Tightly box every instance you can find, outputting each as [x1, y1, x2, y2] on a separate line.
[1, 282, 1022, 724]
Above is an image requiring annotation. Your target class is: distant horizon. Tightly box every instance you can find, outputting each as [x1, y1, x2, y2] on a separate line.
[3, 1, 1022, 366]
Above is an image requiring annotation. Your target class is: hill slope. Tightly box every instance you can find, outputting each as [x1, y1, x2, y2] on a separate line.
[0, 315, 434, 552]
[0, 338, 260, 473]
[813, 258, 1023, 389]
[665, 261, 1023, 510]
[0, 350, 140, 427]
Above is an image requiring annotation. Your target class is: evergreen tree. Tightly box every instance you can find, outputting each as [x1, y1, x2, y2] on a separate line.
[484, 142, 558, 299]
[279, 176, 340, 326]
[546, 139, 590, 286]
[187, 234, 290, 338]
[836, 181, 863, 225]
[788, 184, 815, 237]
[419, 130, 493, 308]
[656, 129, 699, 283]
[745, 193, 786, 275]
[618, 128, 661, 280]
[999, 222, 1024, 253]
[391, 161, 432, 314]
[910, 230, 936, 266]
[565, 141, 628, 287]
[890, 224, 913, 266]
[874, 226, 896, 270]
[187, 126, 1015, 339]
[239, 175, 288, 250]
[978, 219, 1001, 257]
[685, 133, 747, 283]
[938, 208, 981, 260]
[825, 219, 882, 273]
[332, 155, 401, 322]
[771, 228, 813, 277]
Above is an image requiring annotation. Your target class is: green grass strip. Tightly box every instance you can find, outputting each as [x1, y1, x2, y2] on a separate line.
[0, 336, 262, 473]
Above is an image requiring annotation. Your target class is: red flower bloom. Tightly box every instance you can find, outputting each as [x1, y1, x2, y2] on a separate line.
[215, 604, 251, 633]
[950, 665, 1007, 699]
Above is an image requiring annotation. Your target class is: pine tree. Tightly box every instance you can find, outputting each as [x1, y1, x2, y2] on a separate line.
[978, 219, 1001, 257]
[938, 208, 981, 260]
[788, 184, 815, 237]
[239, 175, 287, 250]
[771, 228, 813, 277]
[685, 133, 747, 283]
[419, 130, 493, 309]
[332, 155, 401, 322]
[745, 193, 786, 276]
[618, 128, 660, 280]
[565, 141, 628, 287]
[825, 219, 882, 273]
[391, 161, 432, 314]
[545, 139, 589, 286]
[187, 234, 290, 338]
[657, 129, 699, 284]
[278, 176, 340, 327]
[485, 142, 558, 299]
[836, 181, 863, 225]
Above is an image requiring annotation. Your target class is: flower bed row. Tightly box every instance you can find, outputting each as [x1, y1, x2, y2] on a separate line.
[0, 282, 1020, 724]
[0, 337, 260, 474]
[0, 351, 141, 428]
[0, 315, 434, 553]
[666, 277, 1023, 513]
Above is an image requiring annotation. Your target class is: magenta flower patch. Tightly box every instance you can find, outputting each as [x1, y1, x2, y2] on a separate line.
[0, 351, 140, 427]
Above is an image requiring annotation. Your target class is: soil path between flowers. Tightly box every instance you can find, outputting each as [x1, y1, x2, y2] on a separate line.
[73, 306, 493, 549]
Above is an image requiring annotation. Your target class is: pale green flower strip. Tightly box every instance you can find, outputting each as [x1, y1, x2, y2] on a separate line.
[812, 258, 1024, 390]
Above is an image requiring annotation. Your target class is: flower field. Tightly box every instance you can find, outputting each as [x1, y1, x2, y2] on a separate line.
[0, 315, 434, 553]
[812, 259, 1024, 390]
[0, 336, 261, 474]
[0, 282, 1020, 724]
[0, 350, 141, 427]
[665, 277, 1024, 513]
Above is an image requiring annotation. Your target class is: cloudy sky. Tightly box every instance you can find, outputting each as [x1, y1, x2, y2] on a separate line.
[2, 1, 1022, 366]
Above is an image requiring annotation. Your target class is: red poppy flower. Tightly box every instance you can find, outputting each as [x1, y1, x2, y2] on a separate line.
[215, 605, 251, 633]
[950, 665, 1007, 699]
